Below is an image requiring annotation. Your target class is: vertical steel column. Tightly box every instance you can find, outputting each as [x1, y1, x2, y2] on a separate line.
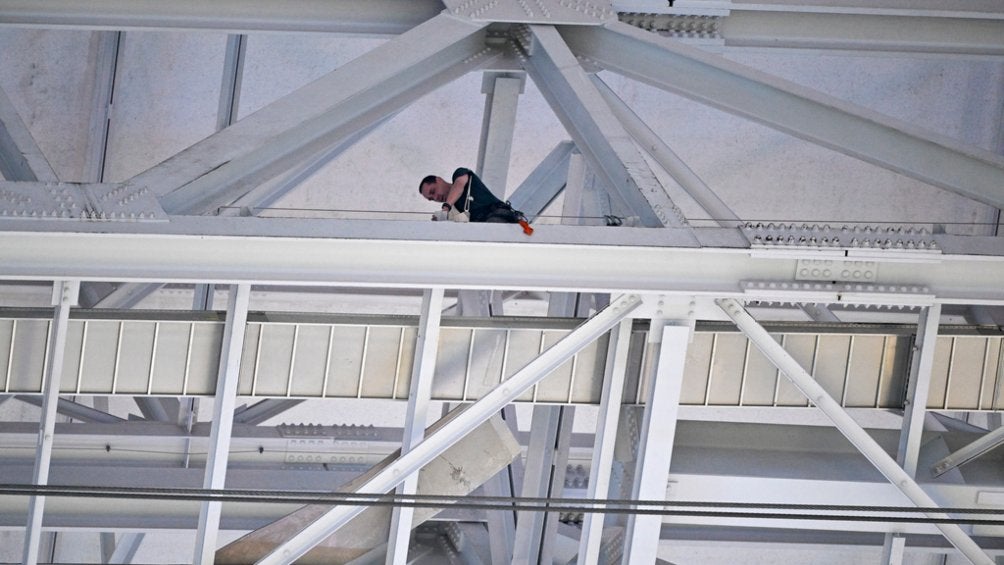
[257, 294, 642, 565]
[513, 152, 587, 564]
[898, 304, 942, 475]
[217, 34, 246, 131]
[386, 288, 444, 565]
[883, 304, 942, 564]
[193, 284, 251, 565]
[22, 280, 78, 565]
[83, 31, 120, 184]
[717, 298, 993, 565]
[622, 322, 691, 564]
[578, 319, 632, 564]
[476, 72, 524, 196]
[484, 404, 520, 564]
[512, 405, 572, 565]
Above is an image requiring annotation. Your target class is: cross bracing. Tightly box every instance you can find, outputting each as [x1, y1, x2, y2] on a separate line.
[1, 0, 1004, 563]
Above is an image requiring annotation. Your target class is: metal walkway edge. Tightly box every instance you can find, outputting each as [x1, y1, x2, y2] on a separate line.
[1, 310, 1001, 410]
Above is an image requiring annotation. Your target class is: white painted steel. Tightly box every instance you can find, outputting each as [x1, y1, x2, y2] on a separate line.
[193, 284, 251, 565]
[884, 304, 941, 563]
[82, 31, 119, 184]
[505, 141, 575, 220]
[717, 298, 994, 565]
[883, 534, 907, 565]
[561, 22, 1004, 209]
[524, 24, 686, 228]
[721, 10, 1004, 57]
[0, 0, 441, 35]
[21, 280, 77, 565]
[152, 14, 494, 215]
[108, 532, 144, 564]
[476, 73, 524, 195]
[2, 221, 1002, 304]
[386, 288, 443, 565]
[255, 293, 642, 565]
[0, 86, 58, 182]
[216, 34, 244, 132]
[897, 305, 942, 476]
[592, 75, 739, 225]
[622, 323, 691, 564]
[578, 318, 632, 565]
[932, 425, 1004, 477]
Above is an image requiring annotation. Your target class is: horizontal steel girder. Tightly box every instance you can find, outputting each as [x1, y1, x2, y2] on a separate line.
[0, 218, 1002, 303]
[0, 0, 442, 35]
[719, 10, 1004, 57]
[4, 310, 1000, 411]
[4, 0, 1002, 59]
[560, 22, 1004, 209]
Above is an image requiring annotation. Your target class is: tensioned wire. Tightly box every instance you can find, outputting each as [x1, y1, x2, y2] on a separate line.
[2, 484, 1002, 525]
[224, 206, 1002, 227]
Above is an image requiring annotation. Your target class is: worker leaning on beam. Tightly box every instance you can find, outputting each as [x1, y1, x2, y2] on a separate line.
[419, 167, 533, 234]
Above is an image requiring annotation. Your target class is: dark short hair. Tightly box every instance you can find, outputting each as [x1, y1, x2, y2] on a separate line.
[419, 175, 437, 193]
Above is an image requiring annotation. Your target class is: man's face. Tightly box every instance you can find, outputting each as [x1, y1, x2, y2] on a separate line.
[420, 178, 446, 202]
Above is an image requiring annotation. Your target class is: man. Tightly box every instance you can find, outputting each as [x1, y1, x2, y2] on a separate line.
[419, 167, 524, 224]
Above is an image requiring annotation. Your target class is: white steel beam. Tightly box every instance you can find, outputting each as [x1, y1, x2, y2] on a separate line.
[716, 298, 995, 565]
[522, 25, 688, 228]
[883, 304, 941, 564]
[107, 532, 144, 564]
[622, 323, 691, 564]
[513, 170, 588, 564]
[216, 34, 245, 132]
[897, 305, 942, 477]
[591, 75, 739, 226]
[0, 0, 441, 35]
[147, 14, 493, 215]
[21, 280, 78, 565]
[0, 86, 58, 182]
[3, 220, 1004, 304]
[386, 288, 444, 565]
[94, 117, 389, 307]
[234, 114, 395, 214]
[561, 22, 1004, 209]
[506, 141, 575, 220]
[256, 293, 643, 565]
[578, 319, 632, 565]
[512, 405, 571, 564]
[82, 31, 119, 183]
[476, 72, 525, 196]
[720, 10, 1004, 57]
[932, 425, 1004, 478]
[660, 472, 1004, 535]
[232, 399, 304, 426]
[134, 397, 175, 423]
[193, 284, 251, 565]
[13, 395, 124, 424]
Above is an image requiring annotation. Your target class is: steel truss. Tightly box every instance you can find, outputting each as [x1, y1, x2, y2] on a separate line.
[2, 0, 1004, 564]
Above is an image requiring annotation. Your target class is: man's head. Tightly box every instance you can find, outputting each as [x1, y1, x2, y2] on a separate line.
[419, 175, 449, 202]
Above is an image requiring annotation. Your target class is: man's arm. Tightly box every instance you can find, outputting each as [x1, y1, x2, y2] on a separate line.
[446, 172, 469, 208]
